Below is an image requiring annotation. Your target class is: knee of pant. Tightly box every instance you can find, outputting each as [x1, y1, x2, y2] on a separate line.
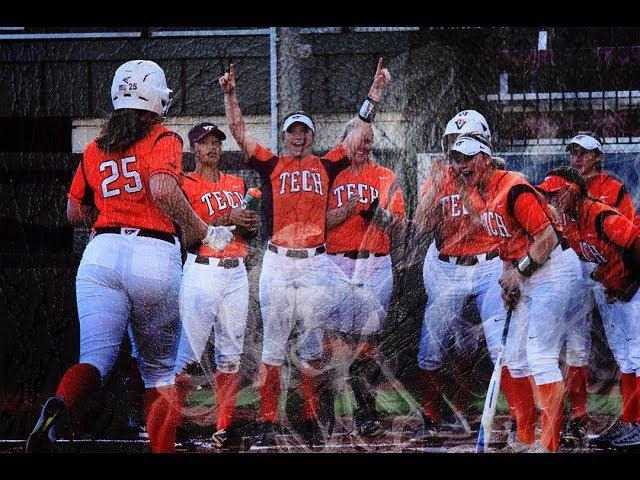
[299, 348, 323, 364]
[140, 369, 177, 389]
[261, 352, 285, 367]
[505, 362, 529, 379]
[216, 357, 241, 374]
[527, 358, 562, 385]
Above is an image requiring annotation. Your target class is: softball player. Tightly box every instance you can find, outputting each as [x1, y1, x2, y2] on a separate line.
[219, 59, 391, 448]
[26, 60, 234, 453]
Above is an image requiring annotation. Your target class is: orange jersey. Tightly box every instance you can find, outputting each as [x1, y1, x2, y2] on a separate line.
[248, 143, 350, 248]
[326, 163, 406, 254]
[586, 172, 636, 222]
[419, 166, 499, 256]
[68, 124, 183, 234]
[563, 199, 639, 291]
[471, 170, 554, 261]
[180, 172, 249, 258]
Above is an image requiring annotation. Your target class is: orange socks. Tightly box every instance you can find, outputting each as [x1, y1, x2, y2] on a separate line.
[419, 368, 443, 423]
[620, 372, 638, 422]
[537, 381, 565, 452]
[145, 385, 180, 453]
[215, 371, 240, 430]
[566, 366, 588, 419]
[55, 363, 101, 411]
[500, 369, 536, 444]
[259, 363, 281, 423]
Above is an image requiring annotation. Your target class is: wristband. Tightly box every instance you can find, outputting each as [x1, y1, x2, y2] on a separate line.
[358, 96, 377, 123]
[516, 253, 542, 277]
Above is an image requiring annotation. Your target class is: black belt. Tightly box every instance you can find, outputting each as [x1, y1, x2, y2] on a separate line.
[267, 243, 326, 259]
[94, 227, 176, 245]
[331, 251, 387, 260]
[560, 237, 570, 251]
[438, 249, 499, 266]
[194, 256, 241, 268]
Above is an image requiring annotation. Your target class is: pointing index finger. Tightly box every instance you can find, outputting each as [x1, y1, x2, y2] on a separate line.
[376, 57, 383, 75]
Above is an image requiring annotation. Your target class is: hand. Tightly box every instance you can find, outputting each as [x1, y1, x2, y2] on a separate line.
[368, 57, 391, 102]
[360, 197, 380, 221]
[590, 264, 604, 283]
[344, 195, 361, 217]
[202, 225, 236, 250]
[229, 207, 260, 231]
[501, 286, 521, 310]
[219, 63, 236, 94]
[604, 288, 618, 304]
[498, 267, 524, 308]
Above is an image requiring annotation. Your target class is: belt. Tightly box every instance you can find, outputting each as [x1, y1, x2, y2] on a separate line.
[437, 249, 499, 266]
[267, 242, 326, 259]
[560, 237, 570, 251]
[94, 227, 176, 245]
[330, 251, 387, 260]
[194, 256, 241, 268]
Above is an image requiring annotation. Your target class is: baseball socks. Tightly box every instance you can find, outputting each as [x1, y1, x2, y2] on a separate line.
[537, 381, 565, 452]
[259, 363, 281, 423]
[215, 371, 240, 431]
[145, 385, 180, 453]
[620, 372, 638, 423]
[500, 368, 536, 444]
[299, 362, 321, 420]
[451, 354, 474, 414]
[566, 365, 589, 420]
[419, 367, 443, 423]
[55, 363, 102, 411]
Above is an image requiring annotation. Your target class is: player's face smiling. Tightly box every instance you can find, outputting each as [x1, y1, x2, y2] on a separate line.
[284, 123, 313, 159]
[450, 152, 487, 187]
[353, 134, 373, 165]
[193, 134, 222, 167]
[569, 146, 600, 177]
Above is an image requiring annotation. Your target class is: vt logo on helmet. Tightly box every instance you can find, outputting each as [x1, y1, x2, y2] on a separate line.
[111, 60, 173, 117]
[441, 109, 492, 155]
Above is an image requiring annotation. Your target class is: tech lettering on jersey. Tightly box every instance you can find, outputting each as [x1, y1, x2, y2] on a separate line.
[201, 190, 244, 216]
[439, 194, 469, 217]
[578, 241, 608, 264]
[479, 211, 512, 238]
[332, 183, 380, 207]
[278, 170, 323, 195]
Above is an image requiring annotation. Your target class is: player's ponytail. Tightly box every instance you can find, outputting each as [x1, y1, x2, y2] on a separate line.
[96, 109, 162, 153]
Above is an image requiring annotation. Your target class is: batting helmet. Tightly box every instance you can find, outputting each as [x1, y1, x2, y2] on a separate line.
[111, 60, 173, 117]
[442, 110, 492, 154]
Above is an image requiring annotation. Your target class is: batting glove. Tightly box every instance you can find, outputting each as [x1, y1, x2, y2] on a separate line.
[202, 225, 236, 250]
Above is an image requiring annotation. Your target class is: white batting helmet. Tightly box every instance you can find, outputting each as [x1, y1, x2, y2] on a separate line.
[111, 60, 173, 116]
[442, 110, 492, 154]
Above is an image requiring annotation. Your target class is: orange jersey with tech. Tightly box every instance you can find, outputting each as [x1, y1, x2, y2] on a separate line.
[586, 172, 636, 222]
[326, 163, 406, 254]
[563, 200, 639, 292]
[68, 124, 183, 234]
[419, 166, 499, 256]
[248, 143, 350, 248]
[471, 170, 554, 261]
[180, 171, 249, 258]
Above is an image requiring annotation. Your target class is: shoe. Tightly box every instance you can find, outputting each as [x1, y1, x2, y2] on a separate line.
[587, 419, 634, 449]
[610, 423, 640, 449]
[26, 396, 67, 453]
[254, 421, 279, 447]
[505, 419, 517, 445]
[174, 427, 197, 452]
[504, 436, 538, 453]
[526, 442, 550, 453]
[560, 416, 588, 449]
[357, 419, 385, 438]
[301, 419, 325, 449]
[127, 413, 148, 440]
[211, 423, 243, 449]
[409, 413, 439, 442]
[440, 410, 472, 437]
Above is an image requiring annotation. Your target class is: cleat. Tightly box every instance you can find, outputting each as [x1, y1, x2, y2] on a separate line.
[587, 419, 634, 449]
[25, 396, 67, 453]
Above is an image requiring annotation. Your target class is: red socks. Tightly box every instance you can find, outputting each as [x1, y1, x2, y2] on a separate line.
[145, 385, 180, 453]
[419, 368, 443, 423]
[620, 372, 638, 422]
[259, 363, 281, 423]
[566, 365, 588, 419]
[451, 355, 473, 413]
[215, 371, 240, 430]
[537, 381, 565, 452]
[500, 369, 536, 444]
[55, 363, 101, 411]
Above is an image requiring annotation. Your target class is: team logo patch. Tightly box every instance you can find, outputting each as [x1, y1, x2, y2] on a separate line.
[455, 119, 466, 129]
[118, 84, 128, 91]
[203, 125, 214, 131]
[123, 228, 139, 235]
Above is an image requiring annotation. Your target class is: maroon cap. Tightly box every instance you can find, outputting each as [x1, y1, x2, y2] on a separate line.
[188, 122, 226, 145]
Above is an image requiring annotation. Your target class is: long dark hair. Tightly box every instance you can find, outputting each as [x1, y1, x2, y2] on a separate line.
[96, 109, 162, 153]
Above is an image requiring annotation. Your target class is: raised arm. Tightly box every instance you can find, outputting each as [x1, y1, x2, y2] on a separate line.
[340, 58, 391, 158]
[219, 63, 259, 160]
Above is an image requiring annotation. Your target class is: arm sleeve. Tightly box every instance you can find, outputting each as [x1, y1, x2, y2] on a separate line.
[320, 144, 351, 182]
[615, 188, 637, 222]
[601, 213, 640, 249]
[511, 189, 551, 237]
[387, 179, 406, 218]
[67, 159, 94, 206]
[247, 143, 279, 178]
[149, 132, 183, 179]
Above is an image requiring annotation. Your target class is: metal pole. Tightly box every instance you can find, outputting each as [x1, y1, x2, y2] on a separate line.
[270, 27, 278, 153]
